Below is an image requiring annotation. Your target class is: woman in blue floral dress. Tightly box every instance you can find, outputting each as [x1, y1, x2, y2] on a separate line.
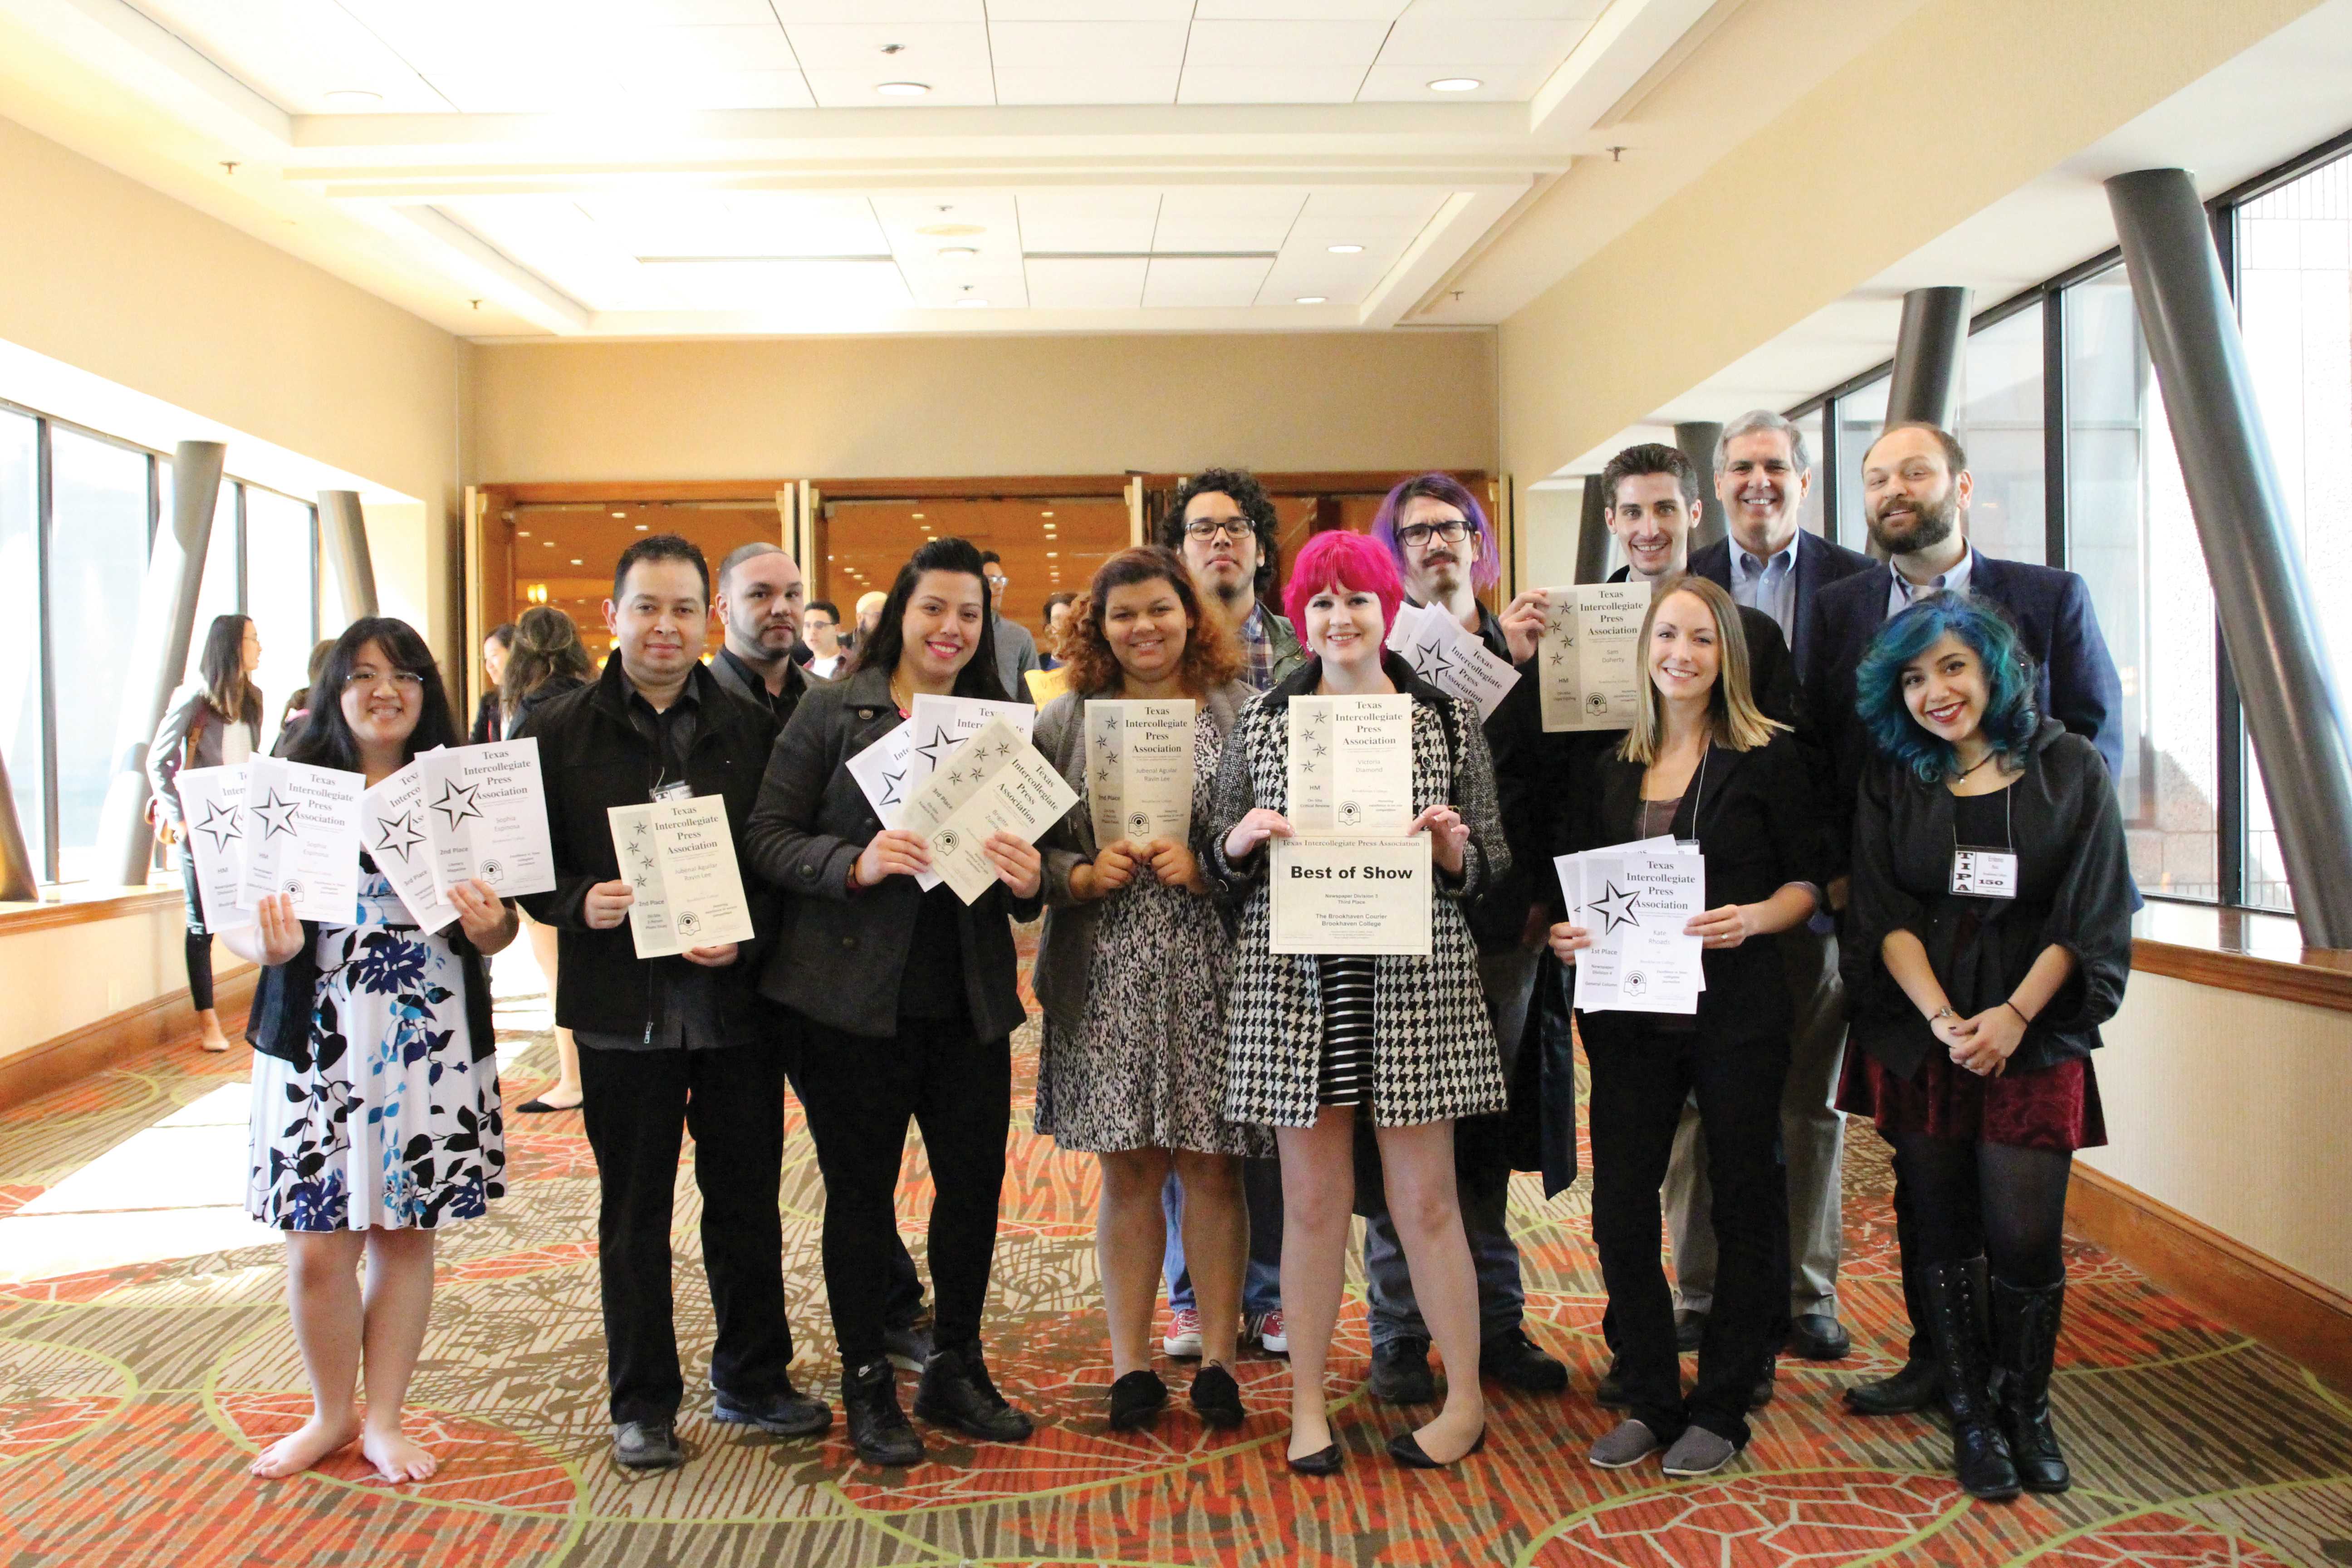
[225, 618, 519, 1486]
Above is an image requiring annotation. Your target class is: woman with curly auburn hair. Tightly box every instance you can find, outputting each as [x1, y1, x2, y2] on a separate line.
[1031, 547, 1263, 1433]
[1837, 591, 2134, 1503]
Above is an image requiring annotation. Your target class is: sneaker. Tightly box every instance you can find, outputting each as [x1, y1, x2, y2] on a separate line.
[1595, 1353, 1630, 1409]
[1661, 1425, 1738, 1478]
[913, 1341, 1035, 1443]
[882, 1319, 935, 1374]
[1588, 1417, 1660, 1470]
[1248, 1309, 1289, 1355]
[1367, 1338, 1436, 1405]
[1479, 1327, 1569, 1393]
[1163, 1307, 1204, 1358]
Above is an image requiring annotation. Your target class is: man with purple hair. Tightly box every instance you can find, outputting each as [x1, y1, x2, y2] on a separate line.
[1357, 473, 1569, 1400]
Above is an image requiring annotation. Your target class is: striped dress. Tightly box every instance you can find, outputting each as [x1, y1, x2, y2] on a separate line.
[1314, 955, 1377, 1106]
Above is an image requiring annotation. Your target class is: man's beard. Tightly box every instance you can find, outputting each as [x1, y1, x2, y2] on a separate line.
[735, 617, 796, 661]
[1868, 485, 1959, 556]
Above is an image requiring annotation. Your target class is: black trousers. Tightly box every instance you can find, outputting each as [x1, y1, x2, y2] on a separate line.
[178, 853, 215, 1011]
[794, 1014, 1010, 1372]
[1587, 1023, 1790, 1448]
[578, 1041, 795, 1425]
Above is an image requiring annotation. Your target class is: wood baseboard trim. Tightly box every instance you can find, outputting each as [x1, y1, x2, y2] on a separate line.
[2067, 1162, 2352, 1395]
[0, 964, 257, 1112]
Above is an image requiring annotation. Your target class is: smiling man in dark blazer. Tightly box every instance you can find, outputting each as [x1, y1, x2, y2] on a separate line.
[1801, 418, 2126, 1422]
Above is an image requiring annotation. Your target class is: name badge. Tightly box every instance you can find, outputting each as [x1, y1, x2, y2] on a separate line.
[650, 779, 693, 804]
[1950, 846, 2019, 899]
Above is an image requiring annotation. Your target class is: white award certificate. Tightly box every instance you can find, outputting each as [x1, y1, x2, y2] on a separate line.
[1559, 839, 1704, 1014]
[608, 803, 680, 958]
[174, 763, 252, 932]
[1084, 699, 1196, 846]
[420, 739, 557, 900]
[361, 759, 459, 932]
[1286, 699, 1336, 836]
[1269, 836, 1433, 956]
[236, 755, 364, 922]
[905, 694, 1035, 793]
[1536, 584, 1648, 732]
[606, 797, 758, 958]
[1387, 601, 1522, 721]
[1328, 694, 1414, 836]
[847, 721, 914, 823]
[898, 715, 1080, 905]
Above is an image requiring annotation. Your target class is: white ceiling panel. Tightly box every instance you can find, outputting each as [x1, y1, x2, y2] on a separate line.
[1151, 187, 1308, 252]
[987, 20, 1187, 75]
[1016, 190, 1161, 253]
[630, 69, 820, 110]
[1354, 61, 1551, 99]
[1143, 255, 1274, 308]
[1181, 19, 1396, 67]
[802, 66, 998, 106]
[1295, 186, 1456, 222]
[436, 198, 677, 312]
[766, 0, 983, 19]
[1193, 0, 1406, 18]
[1398, 0, 1599, 17]
[577, 192, 891, 257]
[993, 66, 1179, 104]
[781, 21, 986, 69]
[639, 259, 913, 313]
[1024, 257, 1148, 309]
[622, 0, 786, 22]
[1377, 15, 1579, 63]
[1177, 66, 1373, 103]
[987, 0, 1194, 17]
[625, 24, 803, 73]
[869, 191, 1030, 309]
[131, 0, 454, 113]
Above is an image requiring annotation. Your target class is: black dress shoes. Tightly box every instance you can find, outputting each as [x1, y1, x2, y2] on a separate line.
[914, 1341, 1036, 1443]
[612, 1418, 685, 1471]
[843, 1359, 925, 1468]
[1844, 1356, 1943, 1416]
[1388, 1425, 1487, 1469]
[1596, 1353, 1631, 1409]
[1788, 1313, 1852, 1361]
[1287, 1441, 1344, 1475]
[1190, 1362, 1246, 1429]
[1480, 1328, 1570, 1393]
[1368, 1338, 1436, 1405]
[712, 1379, 833, 1438]
[1107, 1369, 1169, 1431]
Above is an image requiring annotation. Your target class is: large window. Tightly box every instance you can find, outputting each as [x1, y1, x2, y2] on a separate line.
[1954, 303, 2046, 565]
[0, 399, 319, 887]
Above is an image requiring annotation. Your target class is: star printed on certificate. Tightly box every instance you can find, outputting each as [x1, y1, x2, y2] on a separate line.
[195, 799, 242, 853]
[878, 768, 905, 807]
[912, 726, 956, 769]
[1590, 879, 1644, 933]
[374, 812, 425, 862]
[1413, 639, 1455, 683]
[431, 778, 482, 830]
[251, 789, 300, 840]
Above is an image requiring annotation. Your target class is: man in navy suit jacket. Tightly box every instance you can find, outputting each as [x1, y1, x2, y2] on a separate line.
[1800, 419, 2126, 1421]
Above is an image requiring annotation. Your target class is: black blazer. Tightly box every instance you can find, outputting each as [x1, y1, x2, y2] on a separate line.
[744, 664, 1042, 1042]
[1568, 729, 1824, 1049]
[1841, 720, 2134, 1079]
[1687, 529, 1876, 676]
[1606, 565, 1803, 728]
[469, 693, 502, 745]
[1801, 552, 2125, 876]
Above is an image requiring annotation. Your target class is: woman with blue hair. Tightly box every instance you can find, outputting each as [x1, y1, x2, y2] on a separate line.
[1837, 592, 2134, 1503]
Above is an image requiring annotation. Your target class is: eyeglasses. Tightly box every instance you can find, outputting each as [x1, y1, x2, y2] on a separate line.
[1396, 519, 1471, 548]
[1182, 517, 1247, 540]
[985, 574, 1009, 589]
[344, 669, 426, 693]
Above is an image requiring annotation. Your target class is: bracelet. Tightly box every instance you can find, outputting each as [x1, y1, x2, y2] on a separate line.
[2003, 999, 2034, 1026]
[1928, 1005, 1958, 1024]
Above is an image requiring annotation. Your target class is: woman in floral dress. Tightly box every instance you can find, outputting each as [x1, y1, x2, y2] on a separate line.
[227, 617, 519, 1485]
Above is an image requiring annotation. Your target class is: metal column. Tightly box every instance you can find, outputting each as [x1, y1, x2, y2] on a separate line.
[1673, 421, 1726, 552]
[1886, 286, 1972, 428]
[94, 441, 222, 889]
[318, 490, 378, 624]
[1574, 476, 1611, 584]
[2107, 167, 2352, 948]
[0, 752, 35, 900]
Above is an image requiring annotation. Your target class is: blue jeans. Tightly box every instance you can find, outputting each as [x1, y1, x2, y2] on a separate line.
[1163, 1156, 1284, 1317]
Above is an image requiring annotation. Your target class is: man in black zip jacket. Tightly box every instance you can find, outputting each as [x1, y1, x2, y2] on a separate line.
[514, 534, 826, 1471]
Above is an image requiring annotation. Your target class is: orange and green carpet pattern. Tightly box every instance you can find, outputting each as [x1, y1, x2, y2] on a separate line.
[3, 965, 2351, 1567]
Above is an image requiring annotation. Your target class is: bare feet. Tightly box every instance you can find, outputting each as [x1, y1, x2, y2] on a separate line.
[250, 1413, 361, 1479]
[1408, 1403, 1485, 1466]
[196, 1009, 233, 1053]
[361, 1425, 439, 1484]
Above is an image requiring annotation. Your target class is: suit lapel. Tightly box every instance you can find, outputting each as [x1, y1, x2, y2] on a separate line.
[1792, 534, 1822, 669]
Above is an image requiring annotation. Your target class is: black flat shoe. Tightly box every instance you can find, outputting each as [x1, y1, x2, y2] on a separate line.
[1387, 1425, 1487, 1470]
[612, 1417, 685, 1470]
[514, 1095, 581, 1114]
[712, 1379, 832, 1438]
[1190, 1362, 1245, 1429]
[1107, 1369, 1169, 1432]
[1287, 1441, 1343, 1475]
[914, 1341, 1035, 1443]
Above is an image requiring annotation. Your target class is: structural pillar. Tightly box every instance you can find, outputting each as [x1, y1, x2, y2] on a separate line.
[1673, 421, 1726, 552]
[0, 754, 35, 900]
[2107, 167, 2352, 948]
[1574, 475, 1611, 584]
[94, 441, 222, 889]
[1886, 285, 1973, 429]
[318, 490, 378, 624]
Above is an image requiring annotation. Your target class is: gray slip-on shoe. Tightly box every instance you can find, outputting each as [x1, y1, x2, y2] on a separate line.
[1661, 1426, 1738, 1478]
[1588, 1418, 1661, 1470]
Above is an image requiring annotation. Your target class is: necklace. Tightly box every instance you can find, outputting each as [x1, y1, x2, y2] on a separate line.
[888, 672, 912, 713]
[1955, 748, 1997, 779]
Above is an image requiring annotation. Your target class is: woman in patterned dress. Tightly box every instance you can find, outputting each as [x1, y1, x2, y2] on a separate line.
[227, 618, 518, 1485]
[1032, 547, 1267, 1432]
[1205, 530, 1509, 1475]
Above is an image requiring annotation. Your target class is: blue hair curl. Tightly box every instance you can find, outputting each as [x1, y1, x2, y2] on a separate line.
[1854, 592, 2040, 783]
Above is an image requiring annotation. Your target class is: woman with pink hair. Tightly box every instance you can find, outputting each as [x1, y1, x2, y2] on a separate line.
[1202, 528, 1509, 1475]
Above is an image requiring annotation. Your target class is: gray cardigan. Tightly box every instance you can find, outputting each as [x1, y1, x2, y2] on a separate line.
[1030, 679, 1256, 1032]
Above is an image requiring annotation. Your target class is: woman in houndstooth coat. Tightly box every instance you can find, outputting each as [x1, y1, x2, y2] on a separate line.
[1202, 529, 1508, 1479]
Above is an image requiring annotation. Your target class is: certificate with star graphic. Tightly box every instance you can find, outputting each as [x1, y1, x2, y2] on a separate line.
[904, 694, 1035, 794]
[847, 721, 915, 827]
[419, 739, 556, 901]
[1384, 601, 1520, 721]
[235, 755, 364, 921]
[607, 796, 756, 958]
[1558, 839, 1704, 1014]
[1083, 699, 1195, 848]
[1536, 583, 1647, 733]
[898, 715, 1079, 905]
[360, 758, 460, 932]
[1287, 694, 1411, 838]
[174, 763, 253, 932]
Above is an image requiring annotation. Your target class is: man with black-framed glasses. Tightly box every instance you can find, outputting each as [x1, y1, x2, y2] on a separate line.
[978, 550, 1040, 698]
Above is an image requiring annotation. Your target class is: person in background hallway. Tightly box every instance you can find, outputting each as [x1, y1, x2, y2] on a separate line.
[1802, 421, 2126, 1423]
[710, 542, 820, 723]
[802, 600, 848, 679]
[231, 617, 516, 1484]
[1033, 548, 1263, 1433]
[501, 606, 594, 1115]
[516, 535, 825, 1472]
[746, 536, 1042, 1469]
[1548, 575, 1822, 1479]
[1359, 473, 1568, 1402]
[1838, 593, 2132, 1500]
[854, 589, 887, 652]
[1153, 466, 1303, 1359]
[274, 639, 337, 755]
[1039, 591, 1076, 669]
[980, 549, 1041, 698]
[1208, 529, 1507, 1475]
[1665, 411, 1876, 1369]
[147, 612, 265, 1053]
[471, 623, 515, 744]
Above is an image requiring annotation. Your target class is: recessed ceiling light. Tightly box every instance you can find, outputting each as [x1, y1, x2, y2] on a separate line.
[1045, 551, 1058, 558]
[323, 88, 383, 107]
[634, 524, 648, 531]
[938, 246, 979, 258]
[1328, 243, 1364, 255]
[611, 510, 626, 518]
[951, 298, 990, 309]
[570, 558, 583, 565]
[543, 540, 556, 547]
[1428, 77, 1481, 92]
[1041, 510, 1054, 518]
[876, 81, 929, 97]
[517, 529, 531, 537]
[1296, 295, 1328, 305]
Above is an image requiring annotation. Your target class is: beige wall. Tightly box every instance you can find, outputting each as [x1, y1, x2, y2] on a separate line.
[467, 332, 1497, 483]
[0, 904, 248, 1067]
[1495, 0, 2327, 485]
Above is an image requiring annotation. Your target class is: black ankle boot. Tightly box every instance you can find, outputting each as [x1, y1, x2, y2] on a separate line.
[1923, 1260, 2020, 1502]
[915, 1341, 1036, 1443]
[1992, 1278, 2070, 1493]
[843, 1359, 924, 1468]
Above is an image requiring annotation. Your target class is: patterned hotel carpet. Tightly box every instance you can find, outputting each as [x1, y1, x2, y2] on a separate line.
[3, 957, 2352, 1567]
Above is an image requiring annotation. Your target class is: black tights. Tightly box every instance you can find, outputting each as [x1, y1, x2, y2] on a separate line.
[1888, 1132, 2073, 1288]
